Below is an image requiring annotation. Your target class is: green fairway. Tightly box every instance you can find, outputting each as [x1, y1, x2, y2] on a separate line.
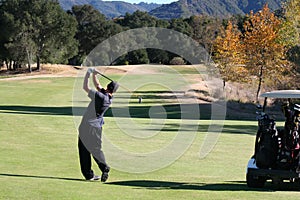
[0, 75, 299, 200]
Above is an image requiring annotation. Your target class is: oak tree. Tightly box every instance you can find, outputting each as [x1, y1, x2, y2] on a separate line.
[72, 5, 123, 65]
[0, 0, 78, 70]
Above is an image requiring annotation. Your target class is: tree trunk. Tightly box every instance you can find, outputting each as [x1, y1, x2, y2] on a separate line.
[13, 62, 17, 71]
[8, 60, 12, 70]
[26, 50, 32, 73]
[28, 63, 32, 73]
[256, 65, 264, 102]
[36, 54, 40, 71]
[4, 60, 8, 70]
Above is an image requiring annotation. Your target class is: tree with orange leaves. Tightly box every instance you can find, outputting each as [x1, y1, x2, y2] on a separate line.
[243, 4, 290, 100]
[214, 21, 247, 88]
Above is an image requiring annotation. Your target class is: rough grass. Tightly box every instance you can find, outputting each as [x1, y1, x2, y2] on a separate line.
[0, 70, 299, 199]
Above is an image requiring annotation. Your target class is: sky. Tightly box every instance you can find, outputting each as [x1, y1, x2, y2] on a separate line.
[103, 0, 177, 4]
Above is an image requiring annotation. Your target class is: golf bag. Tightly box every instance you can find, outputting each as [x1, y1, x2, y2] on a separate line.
[278, 103, 300, 170]
[282, 104, 300, 150]
[254, 113, 279, 169]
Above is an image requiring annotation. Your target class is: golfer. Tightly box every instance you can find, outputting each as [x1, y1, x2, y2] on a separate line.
[78, 68, 119, 182]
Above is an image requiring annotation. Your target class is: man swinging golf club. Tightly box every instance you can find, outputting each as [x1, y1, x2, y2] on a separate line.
[78, 67, 119, 182]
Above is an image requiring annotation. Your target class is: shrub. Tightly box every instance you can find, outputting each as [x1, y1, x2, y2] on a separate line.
[169, 57, 185, 65]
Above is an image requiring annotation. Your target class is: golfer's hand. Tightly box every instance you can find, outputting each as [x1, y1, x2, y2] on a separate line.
[87, 67, 95, 74]
[93, 69, 101, 75]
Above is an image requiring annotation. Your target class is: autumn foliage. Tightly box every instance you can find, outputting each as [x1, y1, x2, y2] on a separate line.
[213, 4, 293, 99]
[214, 21, 247, 87]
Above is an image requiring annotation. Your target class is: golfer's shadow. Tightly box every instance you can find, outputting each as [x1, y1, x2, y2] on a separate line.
[106, 180, 300, 191]
[106, 180, 255, 191]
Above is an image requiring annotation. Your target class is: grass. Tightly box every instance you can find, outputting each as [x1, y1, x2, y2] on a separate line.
[0, 72, 299, 199]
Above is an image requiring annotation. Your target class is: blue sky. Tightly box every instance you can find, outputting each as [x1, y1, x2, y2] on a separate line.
[103, 0, 177, 4]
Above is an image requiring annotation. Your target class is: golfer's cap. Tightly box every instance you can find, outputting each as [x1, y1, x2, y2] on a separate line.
[107, 81, 119, 93]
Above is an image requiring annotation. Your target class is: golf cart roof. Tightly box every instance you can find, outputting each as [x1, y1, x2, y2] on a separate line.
[260, 90, 300, 98]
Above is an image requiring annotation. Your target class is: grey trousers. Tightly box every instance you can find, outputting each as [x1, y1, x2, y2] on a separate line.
[78, 122, 107, 180]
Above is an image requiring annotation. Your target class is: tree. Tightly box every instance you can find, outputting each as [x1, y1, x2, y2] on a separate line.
[147, 48, 170, 64]
[30, 0, 78, 69]
[126, 49, 149, 65]
[168, 18, 193, 37]
[282, 0, 300, 86]
[213, 21, 247, 88]
[0, 0, 37, 70]
[0, 0, 78, 70]
[72, 5, 123, 65]
[116, 11, 159, 29]
[243, 4, 290, 100]
[5, 31, 36, 71]
[279, 1, 299, 48]
[114, 11, 170, 65]
[188, 15, 223, 53]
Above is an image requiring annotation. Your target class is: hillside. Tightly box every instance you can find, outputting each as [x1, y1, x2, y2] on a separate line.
[149, 0, 284, 19]
[59, 0, 284, 19]
[59, 0, 161, 18]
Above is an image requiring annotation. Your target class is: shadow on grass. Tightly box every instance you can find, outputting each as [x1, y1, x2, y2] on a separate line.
[1, 174, 299, 191]
[106, 180, 263, 191]
[0, 101, 278, 122]
[0, 173, 84, 182]
[0, 88, 286, 121]
[221, 124, 258, 135]
[0, 103, 246, 120]
[0, 88, 258, 121]
[0, 104, 214, 119]
[106, 103, 214, 120]
[0, 104, 260, 135]
[106, 180, 300, 191]
[0, 105, 77, 116]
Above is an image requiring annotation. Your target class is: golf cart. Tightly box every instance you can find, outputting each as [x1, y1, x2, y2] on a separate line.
[246, 90, 300, 188]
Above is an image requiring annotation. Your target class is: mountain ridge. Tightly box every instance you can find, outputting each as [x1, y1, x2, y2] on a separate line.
[58, 0, 161, 18]
[150, 0, 284, 19]
[59, 0, 285, 19]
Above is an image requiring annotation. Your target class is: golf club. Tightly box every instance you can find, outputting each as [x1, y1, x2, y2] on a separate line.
[91, 68, 142, 103]
[97, 70, 114, 82]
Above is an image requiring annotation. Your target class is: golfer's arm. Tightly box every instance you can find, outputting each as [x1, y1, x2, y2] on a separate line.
[83, 71, 91, 93]
[92, 72, 102, 91]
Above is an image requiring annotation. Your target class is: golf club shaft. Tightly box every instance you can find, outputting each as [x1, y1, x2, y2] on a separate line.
[96, 70, 114, 82]
[94, 69, 134, 94]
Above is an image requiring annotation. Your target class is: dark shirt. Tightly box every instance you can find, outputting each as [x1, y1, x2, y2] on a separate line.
[81, 89, 112, 128]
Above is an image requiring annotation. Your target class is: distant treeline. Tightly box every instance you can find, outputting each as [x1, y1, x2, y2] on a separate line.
[0, 0, 237, 70]
[0, 1, 299, 94]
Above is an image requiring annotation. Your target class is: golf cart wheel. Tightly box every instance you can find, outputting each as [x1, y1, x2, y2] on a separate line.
[246, 173, 266, 188]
